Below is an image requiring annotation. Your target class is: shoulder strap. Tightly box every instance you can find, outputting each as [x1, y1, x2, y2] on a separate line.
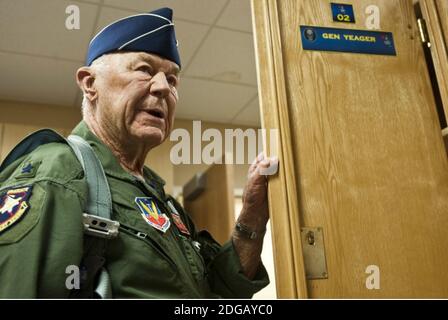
[0, 130, 113, 222]
[67, 135, 116, 299]
[67, 135, 112, 220]
[0, 129, 115, 299]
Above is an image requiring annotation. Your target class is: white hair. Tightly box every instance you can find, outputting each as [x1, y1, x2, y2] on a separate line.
[81, 94, 92, 119]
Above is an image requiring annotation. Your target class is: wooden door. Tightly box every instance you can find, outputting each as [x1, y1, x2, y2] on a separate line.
[183, 162, 235, 244]
[252, 0, 448, 298]
[443, 128, 448, 156]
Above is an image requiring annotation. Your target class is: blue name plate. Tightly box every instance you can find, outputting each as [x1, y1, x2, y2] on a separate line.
[300, 26, 397, 56]
[331, 3, 355, 23]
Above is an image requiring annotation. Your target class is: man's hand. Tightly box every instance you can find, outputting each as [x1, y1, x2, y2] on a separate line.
[240, 153, 279, 229]
[232, 153, 279, 279]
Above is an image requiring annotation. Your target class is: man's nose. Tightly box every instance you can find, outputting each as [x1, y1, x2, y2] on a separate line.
[150, 72, 171, 98]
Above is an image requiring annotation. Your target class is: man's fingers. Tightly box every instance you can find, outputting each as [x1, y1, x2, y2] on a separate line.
[248, 153, 266, 178]
[248, 157, 259, 178]
[260, 159, 270, 167]
[248, 155, 279, 179]
[258, 156, 279, 176]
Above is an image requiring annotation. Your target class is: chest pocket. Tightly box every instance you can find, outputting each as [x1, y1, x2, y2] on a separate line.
[118, 222, 177, 272]
[111, 184, 208, 289]
[111, 199, 179, 271]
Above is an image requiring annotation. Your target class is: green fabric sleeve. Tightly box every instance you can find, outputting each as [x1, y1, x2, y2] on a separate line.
[166, 196, 270, 298]
[202, 234, 270, 298]
[0, 180, 85, 298]
[211, 241, 270, 298]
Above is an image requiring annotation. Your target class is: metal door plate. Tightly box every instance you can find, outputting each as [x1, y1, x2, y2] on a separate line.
[300, 227, 328, 280]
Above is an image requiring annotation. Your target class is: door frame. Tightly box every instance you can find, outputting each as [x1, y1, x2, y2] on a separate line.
[251, 0, 308, 299]
[419, 0, 448, 124]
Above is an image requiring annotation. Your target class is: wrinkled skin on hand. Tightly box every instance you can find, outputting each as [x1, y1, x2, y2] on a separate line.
[233, 153, 279, 279]
[240, 153, 279, 229]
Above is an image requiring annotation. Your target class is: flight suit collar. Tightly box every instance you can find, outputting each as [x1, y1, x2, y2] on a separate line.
[70, 121, 166, 191]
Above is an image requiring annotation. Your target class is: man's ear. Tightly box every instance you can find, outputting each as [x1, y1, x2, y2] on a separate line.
[76, 66, 97, 103]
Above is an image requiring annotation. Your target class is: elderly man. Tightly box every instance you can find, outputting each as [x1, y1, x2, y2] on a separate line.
[0, 8, 276, 298]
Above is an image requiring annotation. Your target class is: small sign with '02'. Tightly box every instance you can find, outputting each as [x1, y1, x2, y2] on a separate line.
[331, 3, 356, 23]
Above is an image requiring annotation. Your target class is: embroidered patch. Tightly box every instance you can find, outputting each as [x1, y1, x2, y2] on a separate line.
[0, 186, 33, 233]
[167, 200, 190, 236]
[17, 161, 40, 179]
[171, 213, 191, 236]
[135, 197, 170, 233]
[21, 163, 33, 173]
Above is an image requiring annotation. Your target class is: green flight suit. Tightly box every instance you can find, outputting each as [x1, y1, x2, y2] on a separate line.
[0, 121, 269, 298]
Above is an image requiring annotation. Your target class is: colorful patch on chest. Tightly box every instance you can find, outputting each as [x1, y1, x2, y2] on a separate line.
[171, 213, 191, 236]
[167, 200, 191, 236]
[0, 186, 33, 233]
[135, 197, 170, 233]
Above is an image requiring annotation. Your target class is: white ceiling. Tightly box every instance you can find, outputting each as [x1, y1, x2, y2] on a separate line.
[0, 0, 261, 127]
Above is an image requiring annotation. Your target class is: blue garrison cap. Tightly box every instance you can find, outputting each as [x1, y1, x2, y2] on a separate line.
[86, 7, 181, 68]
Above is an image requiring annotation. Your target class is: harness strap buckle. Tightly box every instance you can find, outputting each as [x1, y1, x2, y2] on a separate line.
[83, 213, 120, 239]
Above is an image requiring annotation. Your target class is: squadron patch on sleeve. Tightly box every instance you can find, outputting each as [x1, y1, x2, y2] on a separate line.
[135, 197, 170, 233]
[0, 186, 33, 233]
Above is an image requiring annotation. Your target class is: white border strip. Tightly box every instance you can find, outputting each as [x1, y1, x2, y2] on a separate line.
[90, 13, 172, 45]
[118, 23, 174, 50]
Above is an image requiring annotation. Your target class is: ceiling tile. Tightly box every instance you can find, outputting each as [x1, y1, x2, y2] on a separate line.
[176, 78, 257, 123]
[0, 0, 99, 61]
[184, 28, 257, 86]
[103, 0, 227, 25]
[0, 52, 81, 107]
[216, 0, 253, 33]
[93, 6, 137, 33]
[94, 7, 209, 67]
[176, 21, 210, 68]
[232, 96, 261, 127]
